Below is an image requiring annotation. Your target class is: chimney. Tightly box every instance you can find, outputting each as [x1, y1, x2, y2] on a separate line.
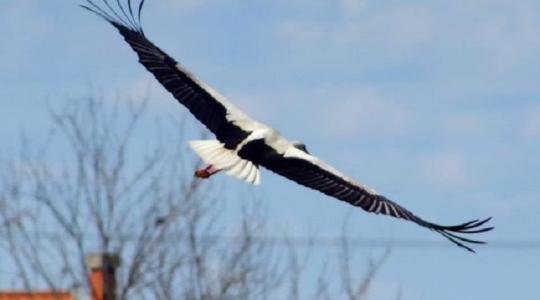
[86, 253, 120, 300]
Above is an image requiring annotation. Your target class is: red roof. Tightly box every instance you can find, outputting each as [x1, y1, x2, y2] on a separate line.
[0, 291, 76, 300]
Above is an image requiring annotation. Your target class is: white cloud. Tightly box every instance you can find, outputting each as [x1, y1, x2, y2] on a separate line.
[346, 7, 434, 57]
[164, 0, 204, 10]
[274, 4, 434, 68]
[421, 153, 469, 187]
[444, 113, 488, 137]
[521, 108, 540, 141]
[339, 0, 367, 18]
[0, 1, 48, 72]
[322, 88, 413, 137]
[272, 0, 540, 98]
[472, 1, 540, 71]
[163, 0, 232, 13]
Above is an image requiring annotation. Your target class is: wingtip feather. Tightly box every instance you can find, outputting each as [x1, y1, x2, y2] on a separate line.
[430, 216, 494, 253]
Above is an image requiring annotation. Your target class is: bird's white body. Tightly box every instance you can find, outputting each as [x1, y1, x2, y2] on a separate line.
[189, 127, 285, 185]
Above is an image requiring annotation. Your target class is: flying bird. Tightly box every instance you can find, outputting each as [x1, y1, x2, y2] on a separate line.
[82, 0, 493, 252]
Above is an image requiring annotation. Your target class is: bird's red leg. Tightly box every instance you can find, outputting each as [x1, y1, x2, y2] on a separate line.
[194, 164, 221, 179]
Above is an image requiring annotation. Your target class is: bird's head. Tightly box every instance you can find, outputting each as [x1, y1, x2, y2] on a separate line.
[292, 141, 309, 153]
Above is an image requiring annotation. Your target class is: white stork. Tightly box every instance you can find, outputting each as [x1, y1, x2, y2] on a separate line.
[83, 0, 493, 252]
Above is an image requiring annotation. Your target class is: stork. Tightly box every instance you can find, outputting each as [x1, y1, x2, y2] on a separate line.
[82, 0, 493, 252]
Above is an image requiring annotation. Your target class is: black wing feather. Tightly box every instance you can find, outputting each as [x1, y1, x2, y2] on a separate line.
[258, 149, 493, 253]
[82, 0, 250, 149]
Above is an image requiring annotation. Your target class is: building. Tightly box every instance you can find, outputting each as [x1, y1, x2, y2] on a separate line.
[0, 253, 120, 300]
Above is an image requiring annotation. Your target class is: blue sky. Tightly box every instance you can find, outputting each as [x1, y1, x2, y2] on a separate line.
[1, 0, 539, 299]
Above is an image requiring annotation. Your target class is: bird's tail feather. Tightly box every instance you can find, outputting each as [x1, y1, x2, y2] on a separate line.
[189, 140, 260, 185]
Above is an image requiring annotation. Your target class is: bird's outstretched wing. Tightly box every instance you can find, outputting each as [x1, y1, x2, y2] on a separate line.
[82, 0, 254, 149]
[257, 145, 493, 252]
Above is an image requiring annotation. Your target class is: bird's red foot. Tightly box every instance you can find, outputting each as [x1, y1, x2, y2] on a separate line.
[194, 165, 220, 179]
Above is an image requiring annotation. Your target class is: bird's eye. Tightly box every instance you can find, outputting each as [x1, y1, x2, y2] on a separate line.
[294, 143, 309, 153]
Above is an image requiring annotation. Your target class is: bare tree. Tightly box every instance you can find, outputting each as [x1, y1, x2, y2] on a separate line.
[0, 94, 391, 299]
